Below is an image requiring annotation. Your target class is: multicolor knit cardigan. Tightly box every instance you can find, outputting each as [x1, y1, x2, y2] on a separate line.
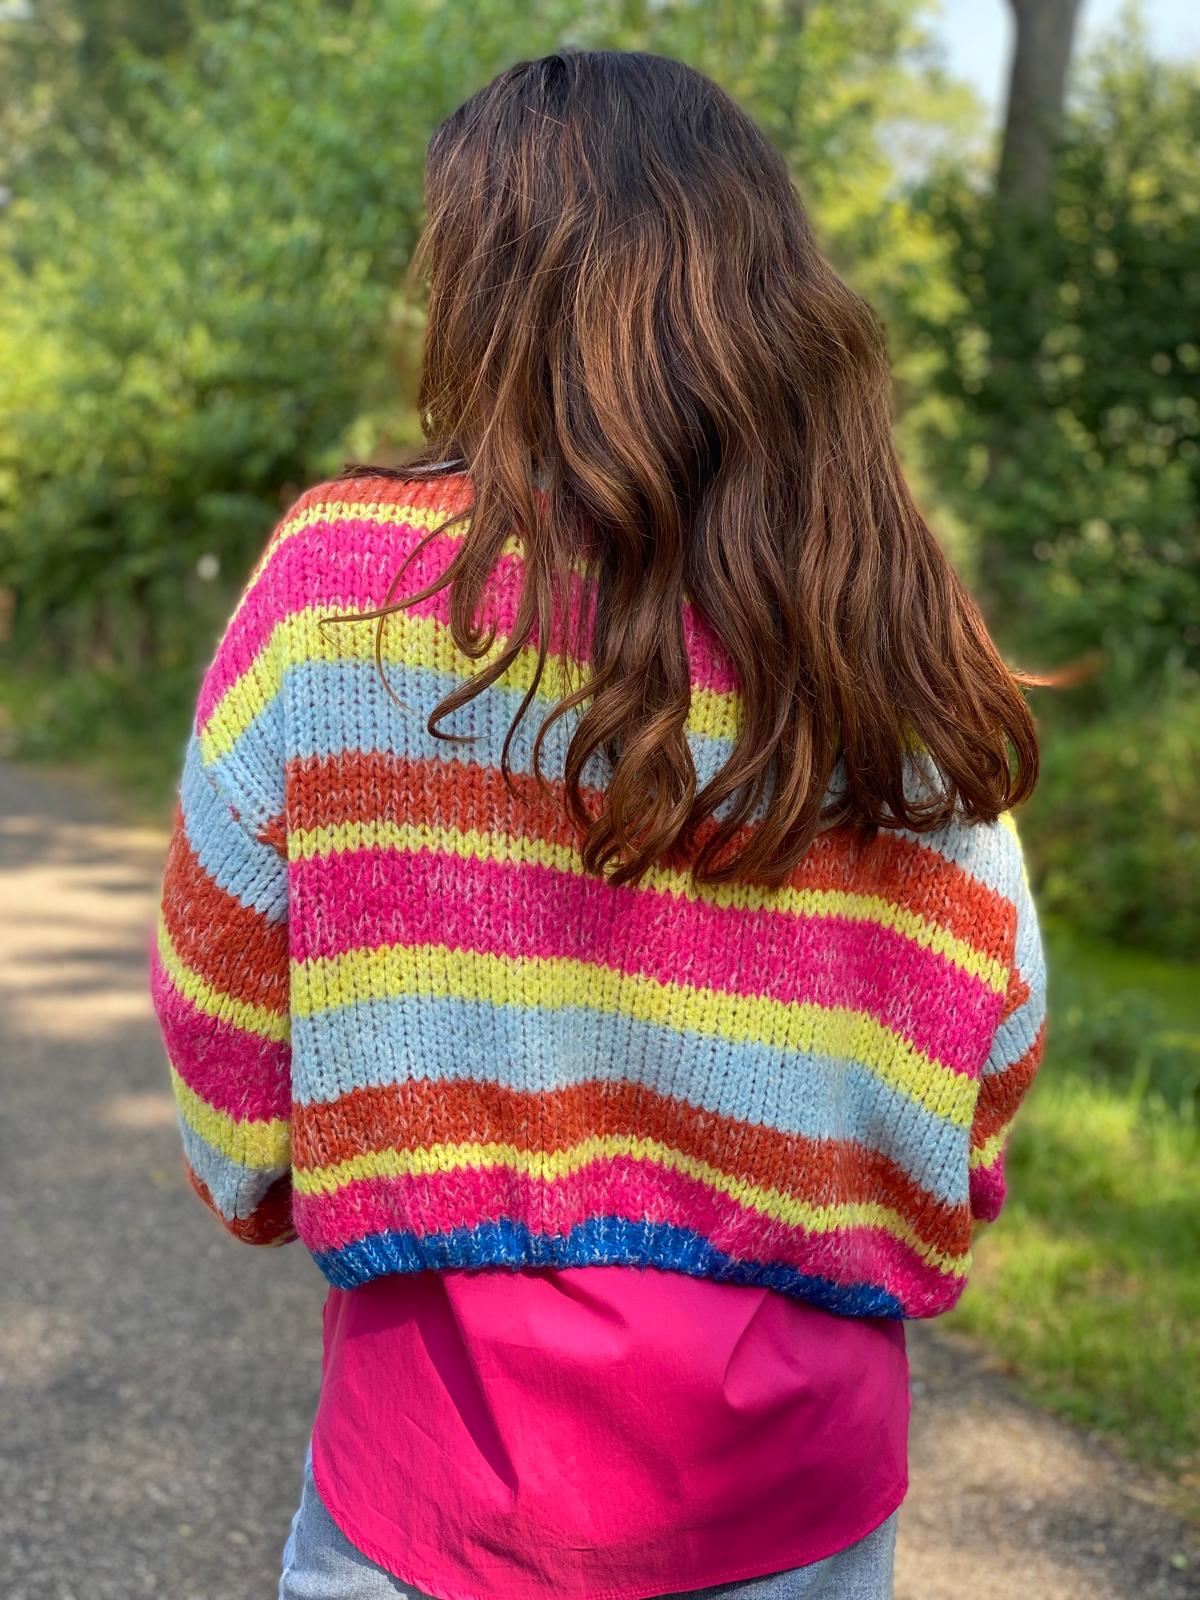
[150, 471, 1047, 1320]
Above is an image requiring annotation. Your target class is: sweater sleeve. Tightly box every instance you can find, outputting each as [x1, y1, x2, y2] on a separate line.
[969, 820, 1048, 1224]
[149, 515, 295, 1246]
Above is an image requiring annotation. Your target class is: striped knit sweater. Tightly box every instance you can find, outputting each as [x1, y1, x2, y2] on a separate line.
[150, 470, 1047, 1320]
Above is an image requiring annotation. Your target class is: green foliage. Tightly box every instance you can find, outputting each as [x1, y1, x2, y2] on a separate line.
[0, 0, 949, 678]
[1025, 694, 1200, 960]
[0, 0, 526, 664]
[907, 24, 1200, 703]
[0, 0, 227, 184]
[0, 653, 202, 814]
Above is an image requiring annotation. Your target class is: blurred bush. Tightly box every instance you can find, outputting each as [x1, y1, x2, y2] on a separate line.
[1028, 693, 1200, 960]
[1047, 918, 1200, 1121]
[0, 0, 954, 677]
[898, 20, 1199, 962]
[0, 0, 466, 672]
[906, 26, 1200, 704]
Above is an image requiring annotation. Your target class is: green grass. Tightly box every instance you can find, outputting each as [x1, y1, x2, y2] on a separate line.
[948, 917, 1200, 1501]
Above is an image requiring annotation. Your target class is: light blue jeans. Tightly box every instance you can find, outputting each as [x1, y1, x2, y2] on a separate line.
[279, 1446, 897, 1599]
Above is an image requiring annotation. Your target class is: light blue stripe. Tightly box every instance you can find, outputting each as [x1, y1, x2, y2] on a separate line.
[898, 814, 1021, 898]
[983, 966, 1047, 1078]
[292, 995, 970, 1205]
[209, 657, 736, 797]
[178, 1118, 287, 1222]
[199, 679, 286, 838]
[179, 737, 287, 922]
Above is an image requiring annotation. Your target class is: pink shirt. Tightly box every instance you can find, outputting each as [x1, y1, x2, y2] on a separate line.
[311, 1266, 909, 1600]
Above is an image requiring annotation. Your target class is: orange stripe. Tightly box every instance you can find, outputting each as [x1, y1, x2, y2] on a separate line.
[971, 1027, 1046, 1146]
[161, 805, 289, 1014]
[292, 1077, 972, 1258]
[999, 967, 1032, 1023]
[285, 750, 1017, 960]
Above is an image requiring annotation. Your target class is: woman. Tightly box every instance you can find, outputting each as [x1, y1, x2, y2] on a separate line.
[151, 48, 1047, 1600]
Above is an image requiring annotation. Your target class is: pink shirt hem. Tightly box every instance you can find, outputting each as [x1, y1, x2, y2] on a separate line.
[310, 1448, 908, 1600]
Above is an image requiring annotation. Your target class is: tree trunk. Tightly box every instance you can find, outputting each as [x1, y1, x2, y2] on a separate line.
[976, 0, 1084, 610]
[996, 0, 1084, 216]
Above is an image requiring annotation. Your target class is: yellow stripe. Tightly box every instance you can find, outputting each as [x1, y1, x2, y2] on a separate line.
[293, 1134, 970, 1278]
[199, 604, 739, 769]
[290, 942, 978, 1127]
[289, 818, 1008, 994]
[969, 1126, 1010, 1170]
[156, 916, 290, 1043]
[1000, 809, 1036, 898]
[172, 1066, 290, 1172]
[197, 654, 283, 767]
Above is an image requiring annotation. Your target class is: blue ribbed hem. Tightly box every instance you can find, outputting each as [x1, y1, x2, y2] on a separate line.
[312, 1217, 906, 1319]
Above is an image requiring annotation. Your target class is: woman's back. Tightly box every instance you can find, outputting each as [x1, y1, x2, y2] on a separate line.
[164, 468, 1045, 1323]
[153, 48, 1049, 1599]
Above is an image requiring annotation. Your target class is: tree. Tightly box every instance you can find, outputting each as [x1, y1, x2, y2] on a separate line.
[996, 0, 1084, 214]
[975, 0, 1084, 600]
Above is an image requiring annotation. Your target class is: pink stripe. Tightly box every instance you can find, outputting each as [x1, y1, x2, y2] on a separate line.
[968, 1162, 1006, 1224]
[290, 848, 999, 1073]
[197, 516, 740, 727]
[151, 956, 291, 1121]
[293, 1158, 957, 1315]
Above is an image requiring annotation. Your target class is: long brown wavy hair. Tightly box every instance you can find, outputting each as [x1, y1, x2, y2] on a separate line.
[345, 48, 1038, 887]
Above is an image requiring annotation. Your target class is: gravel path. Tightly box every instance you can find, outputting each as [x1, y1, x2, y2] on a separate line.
[1, 756, 1195, 1600]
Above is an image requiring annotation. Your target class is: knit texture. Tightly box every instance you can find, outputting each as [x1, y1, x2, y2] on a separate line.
[151, 471, 1047, 1319]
